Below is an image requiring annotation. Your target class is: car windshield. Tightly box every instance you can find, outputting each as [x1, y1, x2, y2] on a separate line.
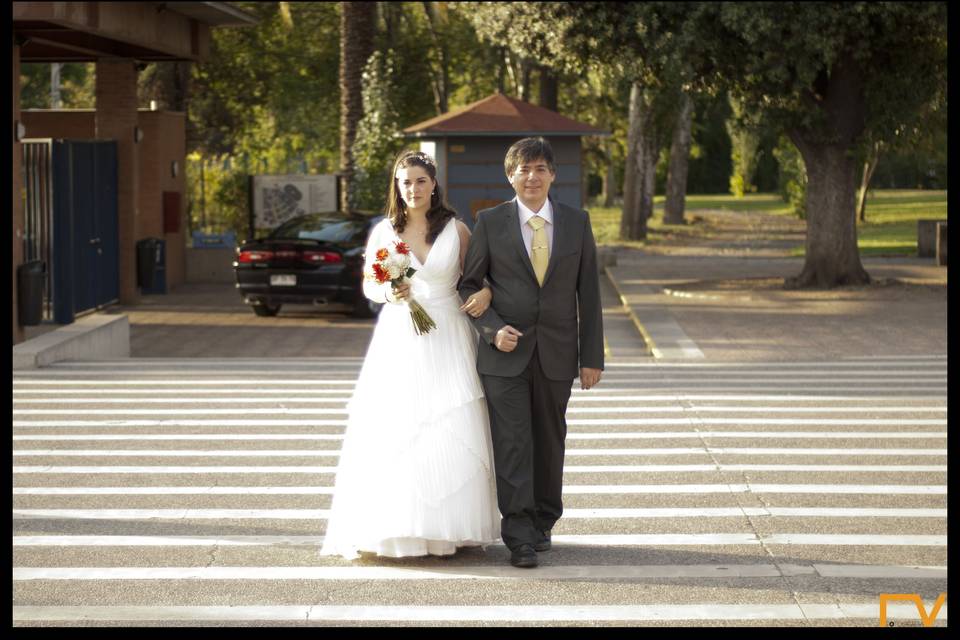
[269, 214, 379, 246]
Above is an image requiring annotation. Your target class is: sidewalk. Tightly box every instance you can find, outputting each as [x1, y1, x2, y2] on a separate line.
[602, 209, 947, 361]
[15, 208, 947, 363]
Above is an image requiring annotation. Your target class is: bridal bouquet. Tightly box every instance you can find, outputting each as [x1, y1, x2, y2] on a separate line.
[368, 241, 437, 335]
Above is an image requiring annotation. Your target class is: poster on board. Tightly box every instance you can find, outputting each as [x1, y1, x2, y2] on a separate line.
[250, 174, 337, 232]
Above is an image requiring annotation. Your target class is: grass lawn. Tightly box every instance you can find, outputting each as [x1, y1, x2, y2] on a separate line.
[589, 189, 947, 257]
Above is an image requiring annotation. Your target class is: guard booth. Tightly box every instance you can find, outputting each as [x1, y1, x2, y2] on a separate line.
[22, 139, 119, 325]
[401, 93, 609, 229]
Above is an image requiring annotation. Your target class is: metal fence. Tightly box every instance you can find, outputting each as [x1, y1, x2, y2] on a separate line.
[21, 140, 54, 322]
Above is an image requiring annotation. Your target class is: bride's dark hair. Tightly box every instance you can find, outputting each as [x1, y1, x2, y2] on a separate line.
[386, 150, 457, 244]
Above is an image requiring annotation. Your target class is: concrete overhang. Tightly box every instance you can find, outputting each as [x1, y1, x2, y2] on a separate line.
[13, 2, 258, 62]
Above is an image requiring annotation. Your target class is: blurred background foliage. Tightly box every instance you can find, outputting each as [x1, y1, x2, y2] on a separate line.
[18, 1, 946, 242]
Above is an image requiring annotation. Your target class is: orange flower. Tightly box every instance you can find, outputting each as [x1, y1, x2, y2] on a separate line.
[371, 263, 390, 284]
[376, 248, 389, 261]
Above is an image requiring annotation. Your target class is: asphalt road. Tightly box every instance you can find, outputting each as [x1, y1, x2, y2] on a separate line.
[12, 355, 947, 627]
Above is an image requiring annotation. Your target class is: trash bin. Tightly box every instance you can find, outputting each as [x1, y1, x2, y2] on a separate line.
[17, 260, 45, 326]
[136, 238, 161, 290]
[141, 238, 167, 294]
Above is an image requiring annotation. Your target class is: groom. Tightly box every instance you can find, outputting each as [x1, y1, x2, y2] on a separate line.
[459, 137, 604, 568]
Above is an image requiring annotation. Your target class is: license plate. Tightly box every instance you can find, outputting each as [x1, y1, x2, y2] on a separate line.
[270, 274, 296, 286]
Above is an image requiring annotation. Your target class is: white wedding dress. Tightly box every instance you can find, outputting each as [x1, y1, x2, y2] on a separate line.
[319, 217, 501, 559]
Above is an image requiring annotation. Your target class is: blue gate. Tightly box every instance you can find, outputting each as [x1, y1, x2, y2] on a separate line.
[48, 140, 119, 324]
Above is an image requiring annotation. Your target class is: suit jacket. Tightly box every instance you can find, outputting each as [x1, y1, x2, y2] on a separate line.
[459, 197, 604, 381]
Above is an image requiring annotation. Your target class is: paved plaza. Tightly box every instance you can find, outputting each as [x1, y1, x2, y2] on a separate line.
[12, 231, 948, 626]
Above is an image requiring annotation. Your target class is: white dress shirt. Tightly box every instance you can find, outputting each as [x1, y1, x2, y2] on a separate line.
[516, 197, 554, 259]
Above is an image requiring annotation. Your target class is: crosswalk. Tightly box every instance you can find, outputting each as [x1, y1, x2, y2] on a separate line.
[13, 355, 948, 626]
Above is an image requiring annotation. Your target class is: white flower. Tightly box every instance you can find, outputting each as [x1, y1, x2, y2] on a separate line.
[385, 260, 403, 280]
[392, 252, 411, 272]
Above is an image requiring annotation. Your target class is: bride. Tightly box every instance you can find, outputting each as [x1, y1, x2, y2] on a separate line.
[319, 150, 501, 559]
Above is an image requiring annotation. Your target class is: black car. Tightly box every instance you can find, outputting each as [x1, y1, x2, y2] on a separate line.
[233, 211, 384, 318]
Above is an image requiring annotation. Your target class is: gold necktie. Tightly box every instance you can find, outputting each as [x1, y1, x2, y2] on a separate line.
[527, 215, 549, 286]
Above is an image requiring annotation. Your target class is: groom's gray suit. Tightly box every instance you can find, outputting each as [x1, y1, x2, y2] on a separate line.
[459, 196, 604, 551]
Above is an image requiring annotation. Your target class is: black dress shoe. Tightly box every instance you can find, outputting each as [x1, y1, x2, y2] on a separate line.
[510, 544, 538, 568]
[534, 530, 551, 552]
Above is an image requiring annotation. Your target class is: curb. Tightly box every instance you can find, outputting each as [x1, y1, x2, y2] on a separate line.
[12, 314, 130, 370]
[604, 266, 706, 360]
[603, 267, 655, 358]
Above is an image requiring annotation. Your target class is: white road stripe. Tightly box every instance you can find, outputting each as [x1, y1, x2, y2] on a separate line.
[13, 464, 947, 474]
[568, 419, 947, 425]
[11, 418, 947, 427]
[16, 362, 946, 371]
[565, 432, 947, 440]
[17, 358, 947, 378]
[11, 564, 947, 581]
[12, 389, 355, 396]
[12, 407, 950, 419]
[10, 385, 947, 394]
[11, 534, 947, 547]
[12, 379, 360, 386]
[9, 603, 950, 622]
[12, 432, 947, 442]
[566, 406, 948, 413]
[11, 375, 947, 383]
[12, 399, 948, 413]
[10, 507, 947, 519]
[12, 449, 342, 457]
[560, 484, 947, 495]
[13, 408, 351, 415]
[43, 357, 944, 366]
[11, 390, 948, 402]
[42, 354, 943, 362]
[563, 464, 946, 473]
[11, 448, 948, 457]
[11, 434, 350, 441]
[12, 420, 350, 427]
[12, 484, 947, 496]
[13, 466, 341, 474]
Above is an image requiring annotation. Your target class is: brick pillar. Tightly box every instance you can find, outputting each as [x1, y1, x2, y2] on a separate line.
[12, 37, 24, 345]
[95, 58, 140, 305]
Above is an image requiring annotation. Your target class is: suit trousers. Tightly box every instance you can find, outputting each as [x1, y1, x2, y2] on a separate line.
[481, 348, 573, 551]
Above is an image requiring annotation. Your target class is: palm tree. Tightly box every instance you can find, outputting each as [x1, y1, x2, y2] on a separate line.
[339, 1, 377, 210]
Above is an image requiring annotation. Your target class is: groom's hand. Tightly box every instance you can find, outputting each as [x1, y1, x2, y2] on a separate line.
[494, 325, 523, 352]
[580, 367, 602, 390]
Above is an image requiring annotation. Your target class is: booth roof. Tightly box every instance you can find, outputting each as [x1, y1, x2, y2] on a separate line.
[402, 93, 609, 138]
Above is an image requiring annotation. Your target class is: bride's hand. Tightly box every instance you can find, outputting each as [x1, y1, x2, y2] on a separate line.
[389, 281, 411, 302]
[460, 286, 491, 318]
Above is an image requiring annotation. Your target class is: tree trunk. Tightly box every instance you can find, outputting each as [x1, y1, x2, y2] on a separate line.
[422, 2, 449, 115]
[382, 1, 402, 48]
[496, 47, 506, 93]
[620, 81, 655, 241]
[339, 1, 377, 211]
[538, 66, 558, 111]
[278, 2, 294, 29]
[786, 135, 870, 288]
[620, 82, 641, 240]
[138, 61, 190, 112]
[602, 139, 615, 207]
[640, 131, 655, 235]
[663, 91, 694, 225]
[519, 59, 533, 102]
[857, 142, 881, 222]
[50, 62, 62, 108]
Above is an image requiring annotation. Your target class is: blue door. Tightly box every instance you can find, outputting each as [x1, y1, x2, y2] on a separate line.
[94, 142, 119, 305]
[51, 140, 119, 323]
